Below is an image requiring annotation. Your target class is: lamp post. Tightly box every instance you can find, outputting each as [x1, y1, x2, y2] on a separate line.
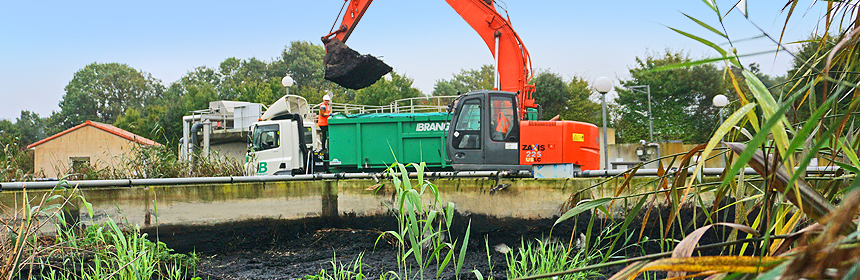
[282, 76, 294, 94]
[626, 85, 653, 142]
[713, 94, 729, 168]
[713, 94, 728, 128]
[594, 77, 613, 170]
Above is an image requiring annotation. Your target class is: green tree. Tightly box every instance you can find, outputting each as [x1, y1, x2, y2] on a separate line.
[531, 71, 568, 120]
[13, 111, 46, 147]
[354, 72, 422, 106]
[0, 119, 14, 145]
[113, 107, 165, 142]
[274, 41, 353, 104]
[236, 79, 280, 105]
[54, 63, 164, 129]
[782, 35, 858, 122]
[218, 57, 272, 100]
[564, 77, 601, 124]
[157, 77, 221, 145]
[432, 65, 494, 96]
[529, 71, 601, 122]
[616, 50, 726, 143]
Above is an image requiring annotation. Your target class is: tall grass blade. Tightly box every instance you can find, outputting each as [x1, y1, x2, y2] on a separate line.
[455, 220, 471, 276]
[554, 198, 611, 226]
[726, 143, 855, 234]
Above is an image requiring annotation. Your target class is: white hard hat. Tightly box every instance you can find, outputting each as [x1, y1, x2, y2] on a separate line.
[323, 95, 331, 101]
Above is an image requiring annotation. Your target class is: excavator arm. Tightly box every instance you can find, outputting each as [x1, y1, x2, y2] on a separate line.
[322, 0, 536, 118]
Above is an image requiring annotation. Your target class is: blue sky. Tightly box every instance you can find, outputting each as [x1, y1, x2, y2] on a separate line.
[0, 1, 826, 121]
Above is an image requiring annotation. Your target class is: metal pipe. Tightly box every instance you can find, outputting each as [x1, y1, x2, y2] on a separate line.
[181, 120, 190, 160]
[493, 34, 500, 90]
[577, 166, 842, 177]
[0, 166, 841, 191]
[646, 85, 653, 142]
[203, 120, 211, 158]
[0, 171, 532, 191]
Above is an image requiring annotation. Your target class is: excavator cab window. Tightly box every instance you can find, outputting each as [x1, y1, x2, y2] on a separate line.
[452, 99, 481, 149]
[490, 95, 517, 142]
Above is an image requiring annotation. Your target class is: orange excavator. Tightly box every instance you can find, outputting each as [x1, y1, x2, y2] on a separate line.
[321, 0, 600, 173]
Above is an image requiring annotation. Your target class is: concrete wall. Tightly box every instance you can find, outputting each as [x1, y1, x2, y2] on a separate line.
[0, 176, 717, 229]
[604, 142, 725, 170]
[33, 126, 141, 178]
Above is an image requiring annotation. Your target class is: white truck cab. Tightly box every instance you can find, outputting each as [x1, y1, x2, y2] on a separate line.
[246, 95, 320, 175]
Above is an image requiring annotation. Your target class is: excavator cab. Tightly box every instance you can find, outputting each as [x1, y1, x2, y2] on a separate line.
[446, 90, 526, 171]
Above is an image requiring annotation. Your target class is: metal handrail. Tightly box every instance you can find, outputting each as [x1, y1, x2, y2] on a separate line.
[308, 95, 457, 121]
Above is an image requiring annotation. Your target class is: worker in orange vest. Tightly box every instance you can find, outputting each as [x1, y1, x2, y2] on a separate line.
[494, 110, 510, 139]
[318, 95, 332, 150]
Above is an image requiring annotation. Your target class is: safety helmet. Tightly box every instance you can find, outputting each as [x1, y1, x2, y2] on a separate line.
[323, 95, 331, 101]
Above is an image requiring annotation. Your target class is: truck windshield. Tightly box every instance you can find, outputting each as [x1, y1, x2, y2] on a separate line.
[251, 124, 279, 151]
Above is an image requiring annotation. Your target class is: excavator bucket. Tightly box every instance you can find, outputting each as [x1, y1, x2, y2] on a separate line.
[323, 39, 392, 90]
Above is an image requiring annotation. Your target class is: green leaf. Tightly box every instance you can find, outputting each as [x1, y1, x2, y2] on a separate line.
[555, 198, 612, 226]
[833, 161, 860, 175]
[455, 220, 472, 275]
[682, 12, 726, 38]
[445, 201, 455, 228]
[437, 241, 456, 278]
[667, 27, 727, 57]
[471, 270, 484, 280]
[838, 139, 860, 169]
[423, 210, 438, 237]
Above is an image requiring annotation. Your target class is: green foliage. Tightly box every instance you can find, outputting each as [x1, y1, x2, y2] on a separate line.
[355, 72, 423, 106]
[377, 162, 471, 280]
[302, 253, 366, 280]
[49, 219, 199, 280]
[784, 35, 858, 122]
[12, 110, 47, 147]
[2, 187, 92, 279]
[531, 72, 568, 120]
[1, 137, 35, 181]
[505, 238, 600, 280]
[54, 62, 165, 130]
[432, 65, 494, 96]
[564, 77, 602, 124]
[113, 107, 166, 142]
[530, 71, 601, 122]
[615, 49, 727, 143]
[218, 57, 271, 100]
[275, 41, 352, 104]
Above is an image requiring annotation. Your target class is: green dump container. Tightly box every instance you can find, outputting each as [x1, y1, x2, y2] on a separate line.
[328, 112, 451, 172]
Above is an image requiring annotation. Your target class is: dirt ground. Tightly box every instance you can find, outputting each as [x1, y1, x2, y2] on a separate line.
[144, 202, 737, 280]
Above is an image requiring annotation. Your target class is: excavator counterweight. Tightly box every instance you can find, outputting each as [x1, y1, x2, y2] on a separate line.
[323, 38, 392, 89]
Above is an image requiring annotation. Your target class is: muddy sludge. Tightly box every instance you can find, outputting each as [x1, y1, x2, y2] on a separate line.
[143, 203, 746, 280]
[323, 38, 392, 89]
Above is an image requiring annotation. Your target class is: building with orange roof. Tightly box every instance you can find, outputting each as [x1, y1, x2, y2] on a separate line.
[27, 120, 162, 178]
